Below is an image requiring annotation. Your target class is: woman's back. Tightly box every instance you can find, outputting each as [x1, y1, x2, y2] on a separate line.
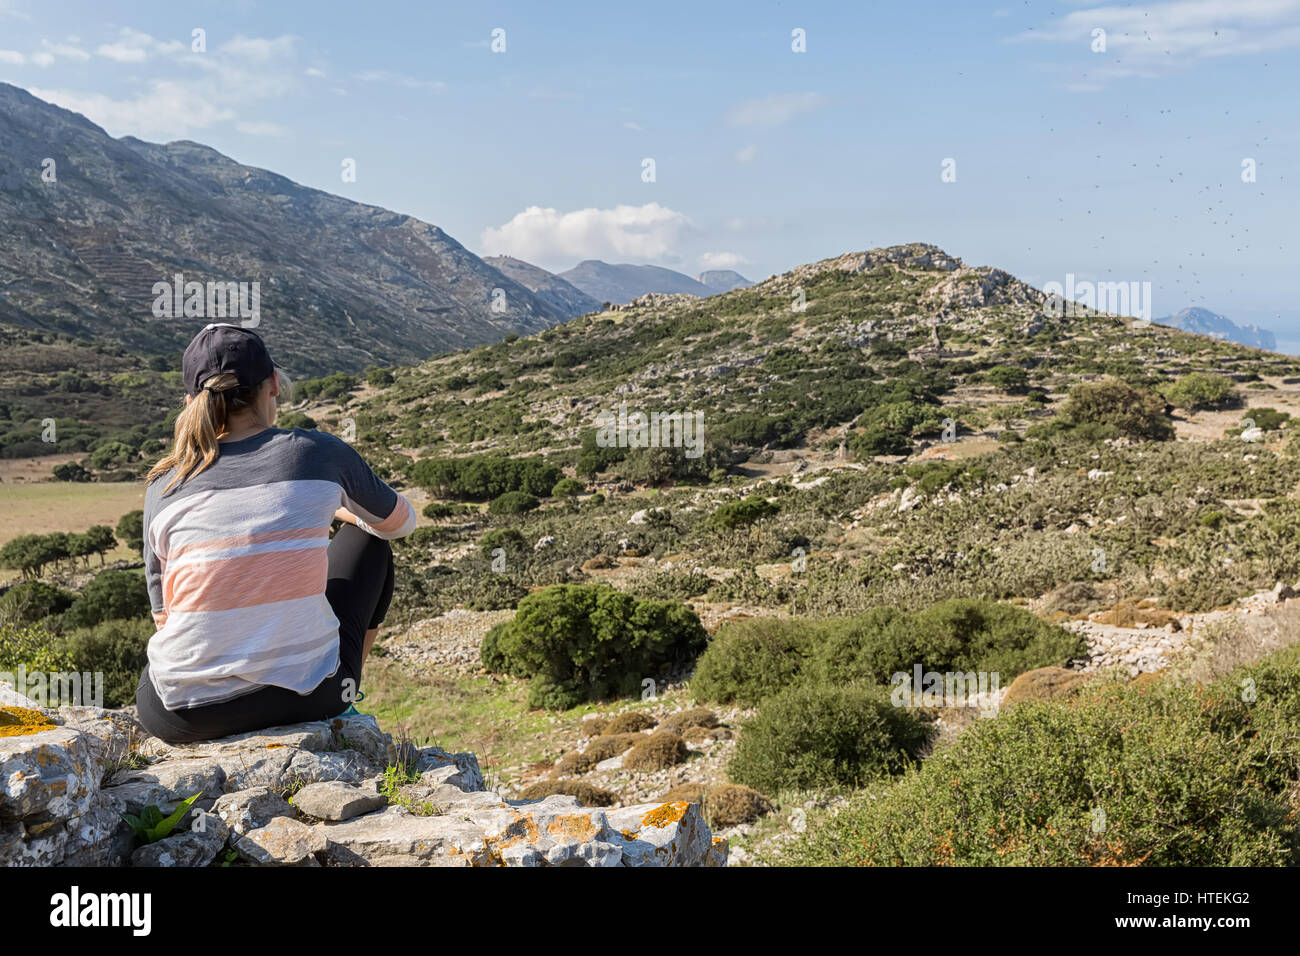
[143, 426, 415, 710]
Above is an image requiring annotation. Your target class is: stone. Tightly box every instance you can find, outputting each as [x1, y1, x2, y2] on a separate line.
[130, 811, 229, 867]
[313, 806, 493, 866]
[104, 756, 227, 816]
[1, 724, 106, 823]
[291, 781, 387, 822]
[413, 746, 484, 792]
[212, 787, 295, 836]
[233, 815, 326, 866]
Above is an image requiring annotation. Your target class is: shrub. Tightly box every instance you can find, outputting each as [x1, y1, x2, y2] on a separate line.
[659, 707, 719, 735]
[623, 731, 688, 771]
[1164, 372, 1236, 410]
[518, 780, 618, 806]
[480, 583, 708, 709]
[277, 412, 317, 430]
[551, 478, 586, 497]
[603, 711, 658, 734]
[985, 365, 1029, 392]
[1001, 666, 1090, 709]
[708, 496, 778, 530]
[479, 528, 527, 560]
[729, 683, 934, 792]
[57, 617, 152, 708]
[850, 425, 912, 457]
[809, 599, 1086, 689]
[63, 570, 151, 629]
[779, 646, 1300, 866]
[1058, 377, 1173, 440]
[115, 511, 144, 556]
[582, 732, 645, 764]
[705, 783, 773, 827]
[488, 491, 539, 515]
[0, 580, 75, 624]
[690, 616, 815, 707]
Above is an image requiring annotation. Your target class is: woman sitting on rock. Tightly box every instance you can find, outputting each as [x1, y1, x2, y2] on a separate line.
[134, 323, 415, 743]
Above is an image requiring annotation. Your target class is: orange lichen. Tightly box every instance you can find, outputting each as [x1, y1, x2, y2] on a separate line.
[547, 814, 599, 841]
[0, 706, 56, 738]
[640, 801, 689, 829]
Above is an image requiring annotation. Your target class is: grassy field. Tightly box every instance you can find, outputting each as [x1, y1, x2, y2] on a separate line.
[0, 481, 144, 546]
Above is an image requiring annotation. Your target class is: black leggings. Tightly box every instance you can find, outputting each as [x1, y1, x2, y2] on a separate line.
[134, 523, 395, 744]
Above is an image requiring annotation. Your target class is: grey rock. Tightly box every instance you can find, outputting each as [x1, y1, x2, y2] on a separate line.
[233, 815, 326, 866]
[291, 781, 387, 822]
[212, 787, 295, 836]
[130, 811, 228, 867]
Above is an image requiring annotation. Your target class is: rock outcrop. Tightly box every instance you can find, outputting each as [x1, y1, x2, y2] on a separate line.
[0, 697, 725, 867]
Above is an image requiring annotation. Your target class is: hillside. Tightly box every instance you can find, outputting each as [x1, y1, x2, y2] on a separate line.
[483, 255, 602, 318]
[0, 84, 569, 377]
[559, 260, 713, 304]
[697, 270, 753, 293]
[9, 241, 1300, 869]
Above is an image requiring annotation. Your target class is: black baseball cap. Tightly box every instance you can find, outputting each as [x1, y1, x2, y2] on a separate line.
[181, 323, 278, 397]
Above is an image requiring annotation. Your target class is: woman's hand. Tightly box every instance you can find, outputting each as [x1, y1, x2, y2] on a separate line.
[334, 507, 360, 526]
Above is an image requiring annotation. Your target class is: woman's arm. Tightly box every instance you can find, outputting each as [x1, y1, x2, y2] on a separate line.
[334, 507, 360, 526]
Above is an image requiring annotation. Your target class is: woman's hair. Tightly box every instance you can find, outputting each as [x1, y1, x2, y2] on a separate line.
[147, 371, 276, 495]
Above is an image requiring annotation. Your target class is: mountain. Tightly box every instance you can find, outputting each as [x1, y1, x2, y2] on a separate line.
[1155, 307, 1276, 350]
[0, 83, 570, 376]
[482, 255, 601, 318]
[696, 269, 753, 293]
[558, 260, 713, 304]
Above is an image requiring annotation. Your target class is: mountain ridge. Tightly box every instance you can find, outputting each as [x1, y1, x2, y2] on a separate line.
[0, 83, 569, 377]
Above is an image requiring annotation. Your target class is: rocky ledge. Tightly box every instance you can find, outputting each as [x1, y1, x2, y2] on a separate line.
[0, 694, 725, 868]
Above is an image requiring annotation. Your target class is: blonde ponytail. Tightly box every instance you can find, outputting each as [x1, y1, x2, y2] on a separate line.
[147, 372, 258, 495]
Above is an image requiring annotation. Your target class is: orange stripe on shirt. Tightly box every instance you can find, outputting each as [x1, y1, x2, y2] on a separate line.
[164, 546, 327, 613]
[371, 497, 413, 534]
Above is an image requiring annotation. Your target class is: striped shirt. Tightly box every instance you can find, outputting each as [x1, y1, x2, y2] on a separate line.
[142, 427, 416, 710]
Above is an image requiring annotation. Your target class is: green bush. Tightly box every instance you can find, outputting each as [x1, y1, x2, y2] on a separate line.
[116, 510, 144, 556]
[1163, 372, 1236, 411]
[63, 570, 151, 629]
[551, 477, 586, 497]
[1058, 377, 1173, 440]
[58, 618, 152, 708]
[707, 495, 778, 530]
[779, 644, 1300, 866]
[411, 453, 562, 501]
[0, 580, 75, 624]
[850, 425, 913, 457]
[729, 682, 934, 792]
[690, 616, 815, 707]
[693, 601, 1082, 707]
[480, 583, 708, 709]
[985, 365, 1029, 392]
[479, 528, 527, 560]
[277, 412, 317, 430]
[488, 491, 539, 515]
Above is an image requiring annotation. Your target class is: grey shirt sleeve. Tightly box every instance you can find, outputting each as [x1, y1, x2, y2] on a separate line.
[142, 482, 166, 624]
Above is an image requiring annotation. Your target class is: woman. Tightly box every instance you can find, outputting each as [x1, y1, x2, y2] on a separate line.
[134, 323, 415, 743]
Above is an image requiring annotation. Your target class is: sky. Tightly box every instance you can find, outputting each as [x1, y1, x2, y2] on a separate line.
[3, 0, 1300, 349]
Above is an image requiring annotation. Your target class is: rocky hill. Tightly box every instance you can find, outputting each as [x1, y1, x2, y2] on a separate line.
[0, 83, 570, 377]
[0, 690, 724, 867]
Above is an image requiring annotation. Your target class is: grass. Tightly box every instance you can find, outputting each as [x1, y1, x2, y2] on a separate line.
[0, 481, 144, 547]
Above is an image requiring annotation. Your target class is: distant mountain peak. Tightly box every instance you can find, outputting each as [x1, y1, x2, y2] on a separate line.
[1155, 307, 1276, 351]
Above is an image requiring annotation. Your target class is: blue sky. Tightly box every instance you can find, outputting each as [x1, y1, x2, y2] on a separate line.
[4, 0, 1300, 349]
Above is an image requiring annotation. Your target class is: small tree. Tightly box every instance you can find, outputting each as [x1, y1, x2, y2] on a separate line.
[116, 511, 145, 556]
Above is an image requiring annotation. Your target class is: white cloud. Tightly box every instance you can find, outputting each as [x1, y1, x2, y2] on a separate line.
[95, 28, 155, 62]
[30, 51, 52, 67]
[220, 35, 296, 62]
[1013, 0, 1300, 81]
[0, 49, 24, 64]
[726, 91, 827, 127]
[41, 39, 89, 62]
[481, 203, 695, 266]
[623, 121, 643, 131]
[699, 251, 747, 269]
[304, 67, 325, 77]
[734, 144, 758, 164]
[28, 82, 237, 137]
